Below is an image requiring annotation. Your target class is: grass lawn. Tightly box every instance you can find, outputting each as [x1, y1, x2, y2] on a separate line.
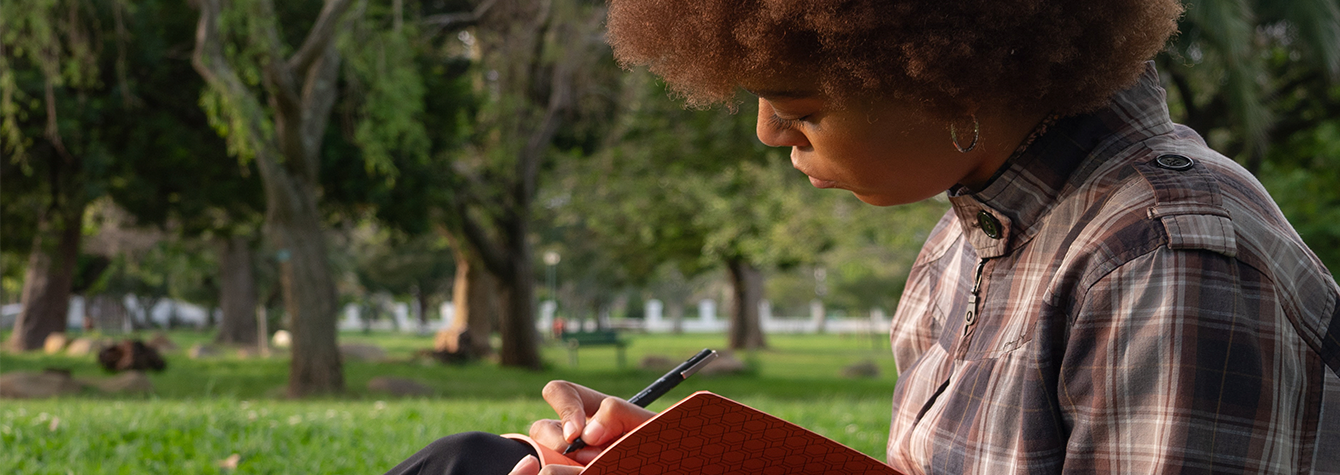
[1, 330, 898, 474]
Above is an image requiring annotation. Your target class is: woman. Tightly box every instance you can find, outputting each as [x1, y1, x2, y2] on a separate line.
[388, 1, 1340, 473]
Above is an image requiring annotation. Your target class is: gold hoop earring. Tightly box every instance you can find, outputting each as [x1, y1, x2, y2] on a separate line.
[950, 116, 980, 153]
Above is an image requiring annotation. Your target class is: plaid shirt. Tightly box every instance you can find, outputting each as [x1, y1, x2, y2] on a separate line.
[886, 64, 1340, 474]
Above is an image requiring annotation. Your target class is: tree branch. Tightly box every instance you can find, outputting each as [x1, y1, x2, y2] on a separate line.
[295, 44, 342, 181]
[193, 0, 284, 191]
[192, 0, 258, 131]
[516, 6, 603, 208]
[454, 199, 513, 280]
[517, 56, 573, 206]
[286, 0, 356, 74]
[422, 0, 498, 30]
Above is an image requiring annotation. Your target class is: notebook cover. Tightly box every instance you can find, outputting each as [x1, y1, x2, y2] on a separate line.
[574, 391, 901, 475]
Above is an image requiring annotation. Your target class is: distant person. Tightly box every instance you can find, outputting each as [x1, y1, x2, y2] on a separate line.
[552, 317, 566, 340]
[387, 0, 1340, 473]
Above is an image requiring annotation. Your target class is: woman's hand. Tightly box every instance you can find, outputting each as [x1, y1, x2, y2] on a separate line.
[526, 380, 657, 465]
[508, 454, 582, 475]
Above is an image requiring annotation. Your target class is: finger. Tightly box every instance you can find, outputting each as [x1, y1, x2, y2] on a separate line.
[528, 419, 569, 452]
[508, 455, 540, 475]
[581, 397, 656, 447]
[540, 381, 610, 442]
[564, 445, 605, 466]
[538, 464, 584, 475]
[529, 419, 602, 465]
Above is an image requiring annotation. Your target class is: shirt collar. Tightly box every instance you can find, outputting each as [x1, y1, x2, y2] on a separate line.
[945, 62, 1176, 258]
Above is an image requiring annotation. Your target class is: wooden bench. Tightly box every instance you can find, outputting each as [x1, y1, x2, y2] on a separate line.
[561, 330, 628, 368]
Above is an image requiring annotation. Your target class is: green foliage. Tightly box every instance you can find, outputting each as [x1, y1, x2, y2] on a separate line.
[1258, 118, 1340, 273]
[85, 240, 217, 312]
[1161, 0, 1340, 161]
[340, 13, 431, 181]
[198, 88, 270, 164]
[320, 3, 478, 238]
[549, 70, 949, 316]
[342, 223, 455, 311]
[97, 0, 264, 239]
[554, 72, 805, 284]
[0, 0, 105, 158]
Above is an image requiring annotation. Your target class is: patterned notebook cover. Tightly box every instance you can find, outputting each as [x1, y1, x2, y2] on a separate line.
[507, 391, 901, 474]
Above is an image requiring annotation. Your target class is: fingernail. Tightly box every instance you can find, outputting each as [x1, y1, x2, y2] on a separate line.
[510, 455, 538, 474]
[563, 420, 579, 441]
[583, 421, 607, 444]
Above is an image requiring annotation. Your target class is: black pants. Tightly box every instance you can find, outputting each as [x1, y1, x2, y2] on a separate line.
[383, 432, 537, 475]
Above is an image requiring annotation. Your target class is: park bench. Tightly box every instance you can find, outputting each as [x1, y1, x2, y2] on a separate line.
[560, 330, 628, 369]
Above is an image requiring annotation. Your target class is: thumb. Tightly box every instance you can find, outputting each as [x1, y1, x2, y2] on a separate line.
[540, 464, 585, 475]
[508, 455, 540, 475]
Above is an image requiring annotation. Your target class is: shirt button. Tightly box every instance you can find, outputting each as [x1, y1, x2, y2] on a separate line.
[977, 210, 1002, 239]
[1154, 154, 1195, 171]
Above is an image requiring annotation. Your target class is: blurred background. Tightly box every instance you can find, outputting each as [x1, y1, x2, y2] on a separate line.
[0, 0, 1337, 471]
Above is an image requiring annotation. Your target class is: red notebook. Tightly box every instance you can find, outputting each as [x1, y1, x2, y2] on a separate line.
[503, 391, 903, 474]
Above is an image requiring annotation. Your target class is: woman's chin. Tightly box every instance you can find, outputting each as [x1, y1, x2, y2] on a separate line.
[850, 191, 916, 207]
[808, 176, 840, 189]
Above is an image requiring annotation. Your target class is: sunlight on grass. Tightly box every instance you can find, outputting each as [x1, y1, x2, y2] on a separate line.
[0, 331, 898, 474]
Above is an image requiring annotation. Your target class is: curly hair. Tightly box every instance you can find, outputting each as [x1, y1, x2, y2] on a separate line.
[606, 0, 1183, 118]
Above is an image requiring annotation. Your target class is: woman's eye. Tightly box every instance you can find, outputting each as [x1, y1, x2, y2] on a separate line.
[767, 113, 808, 130]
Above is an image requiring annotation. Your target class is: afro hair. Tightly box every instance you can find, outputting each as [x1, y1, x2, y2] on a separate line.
[607, 0, 1183, 118]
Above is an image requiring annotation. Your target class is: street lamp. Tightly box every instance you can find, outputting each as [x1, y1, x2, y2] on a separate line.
[543, 251, 561, 303]
[543, 251, 561, 335]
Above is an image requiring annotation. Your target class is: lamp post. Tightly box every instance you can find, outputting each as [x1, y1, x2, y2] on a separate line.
[812, 267, 828, 333]
[543, 250, 561, 315]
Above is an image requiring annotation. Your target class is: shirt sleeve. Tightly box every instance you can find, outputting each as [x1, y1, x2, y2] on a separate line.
[1059, 246, 1322, 473]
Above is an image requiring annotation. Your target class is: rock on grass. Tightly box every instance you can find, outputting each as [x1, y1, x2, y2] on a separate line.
[0, 371, 85, 398]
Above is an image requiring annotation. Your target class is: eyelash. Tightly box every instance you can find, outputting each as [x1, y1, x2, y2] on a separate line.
[767, 113, 808, 130]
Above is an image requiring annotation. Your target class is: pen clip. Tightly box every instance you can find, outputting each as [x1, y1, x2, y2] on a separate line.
[679, 350, 718, 379]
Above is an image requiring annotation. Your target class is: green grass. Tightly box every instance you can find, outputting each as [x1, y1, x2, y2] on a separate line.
[0, 331, 898, 474]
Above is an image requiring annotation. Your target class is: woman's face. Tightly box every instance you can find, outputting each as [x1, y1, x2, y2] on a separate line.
[751, 88, 1003, 206]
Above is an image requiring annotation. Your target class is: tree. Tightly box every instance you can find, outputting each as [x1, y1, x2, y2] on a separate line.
[2, 0, 129, 350]
[557, 71, 838, 350]
[192, 0, 357, 395]
[348, 225, 456, 330]
[315, 3, 482, 354]
[435, 0, 614, 368]
[90, 0, 266, 344]
[1159, 0, 1340, 171]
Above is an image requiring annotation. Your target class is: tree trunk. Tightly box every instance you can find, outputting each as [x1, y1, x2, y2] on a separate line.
[270, 185, 343, 397]
[444, 0, 599, 370]
[8, 201, 84, 351]
[216, 235, 258, 345]
[726, 258, 767, 350]
[497, 234, 541, 369]
[193, 0, 355, 397]
[436, 243, 497, 357]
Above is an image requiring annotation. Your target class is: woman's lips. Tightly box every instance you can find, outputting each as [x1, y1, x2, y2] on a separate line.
[808, 176, 839, 189]
[791, 153, 838, 189]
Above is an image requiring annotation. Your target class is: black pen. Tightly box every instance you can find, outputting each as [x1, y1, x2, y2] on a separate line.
[562, 348, 718, 454]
